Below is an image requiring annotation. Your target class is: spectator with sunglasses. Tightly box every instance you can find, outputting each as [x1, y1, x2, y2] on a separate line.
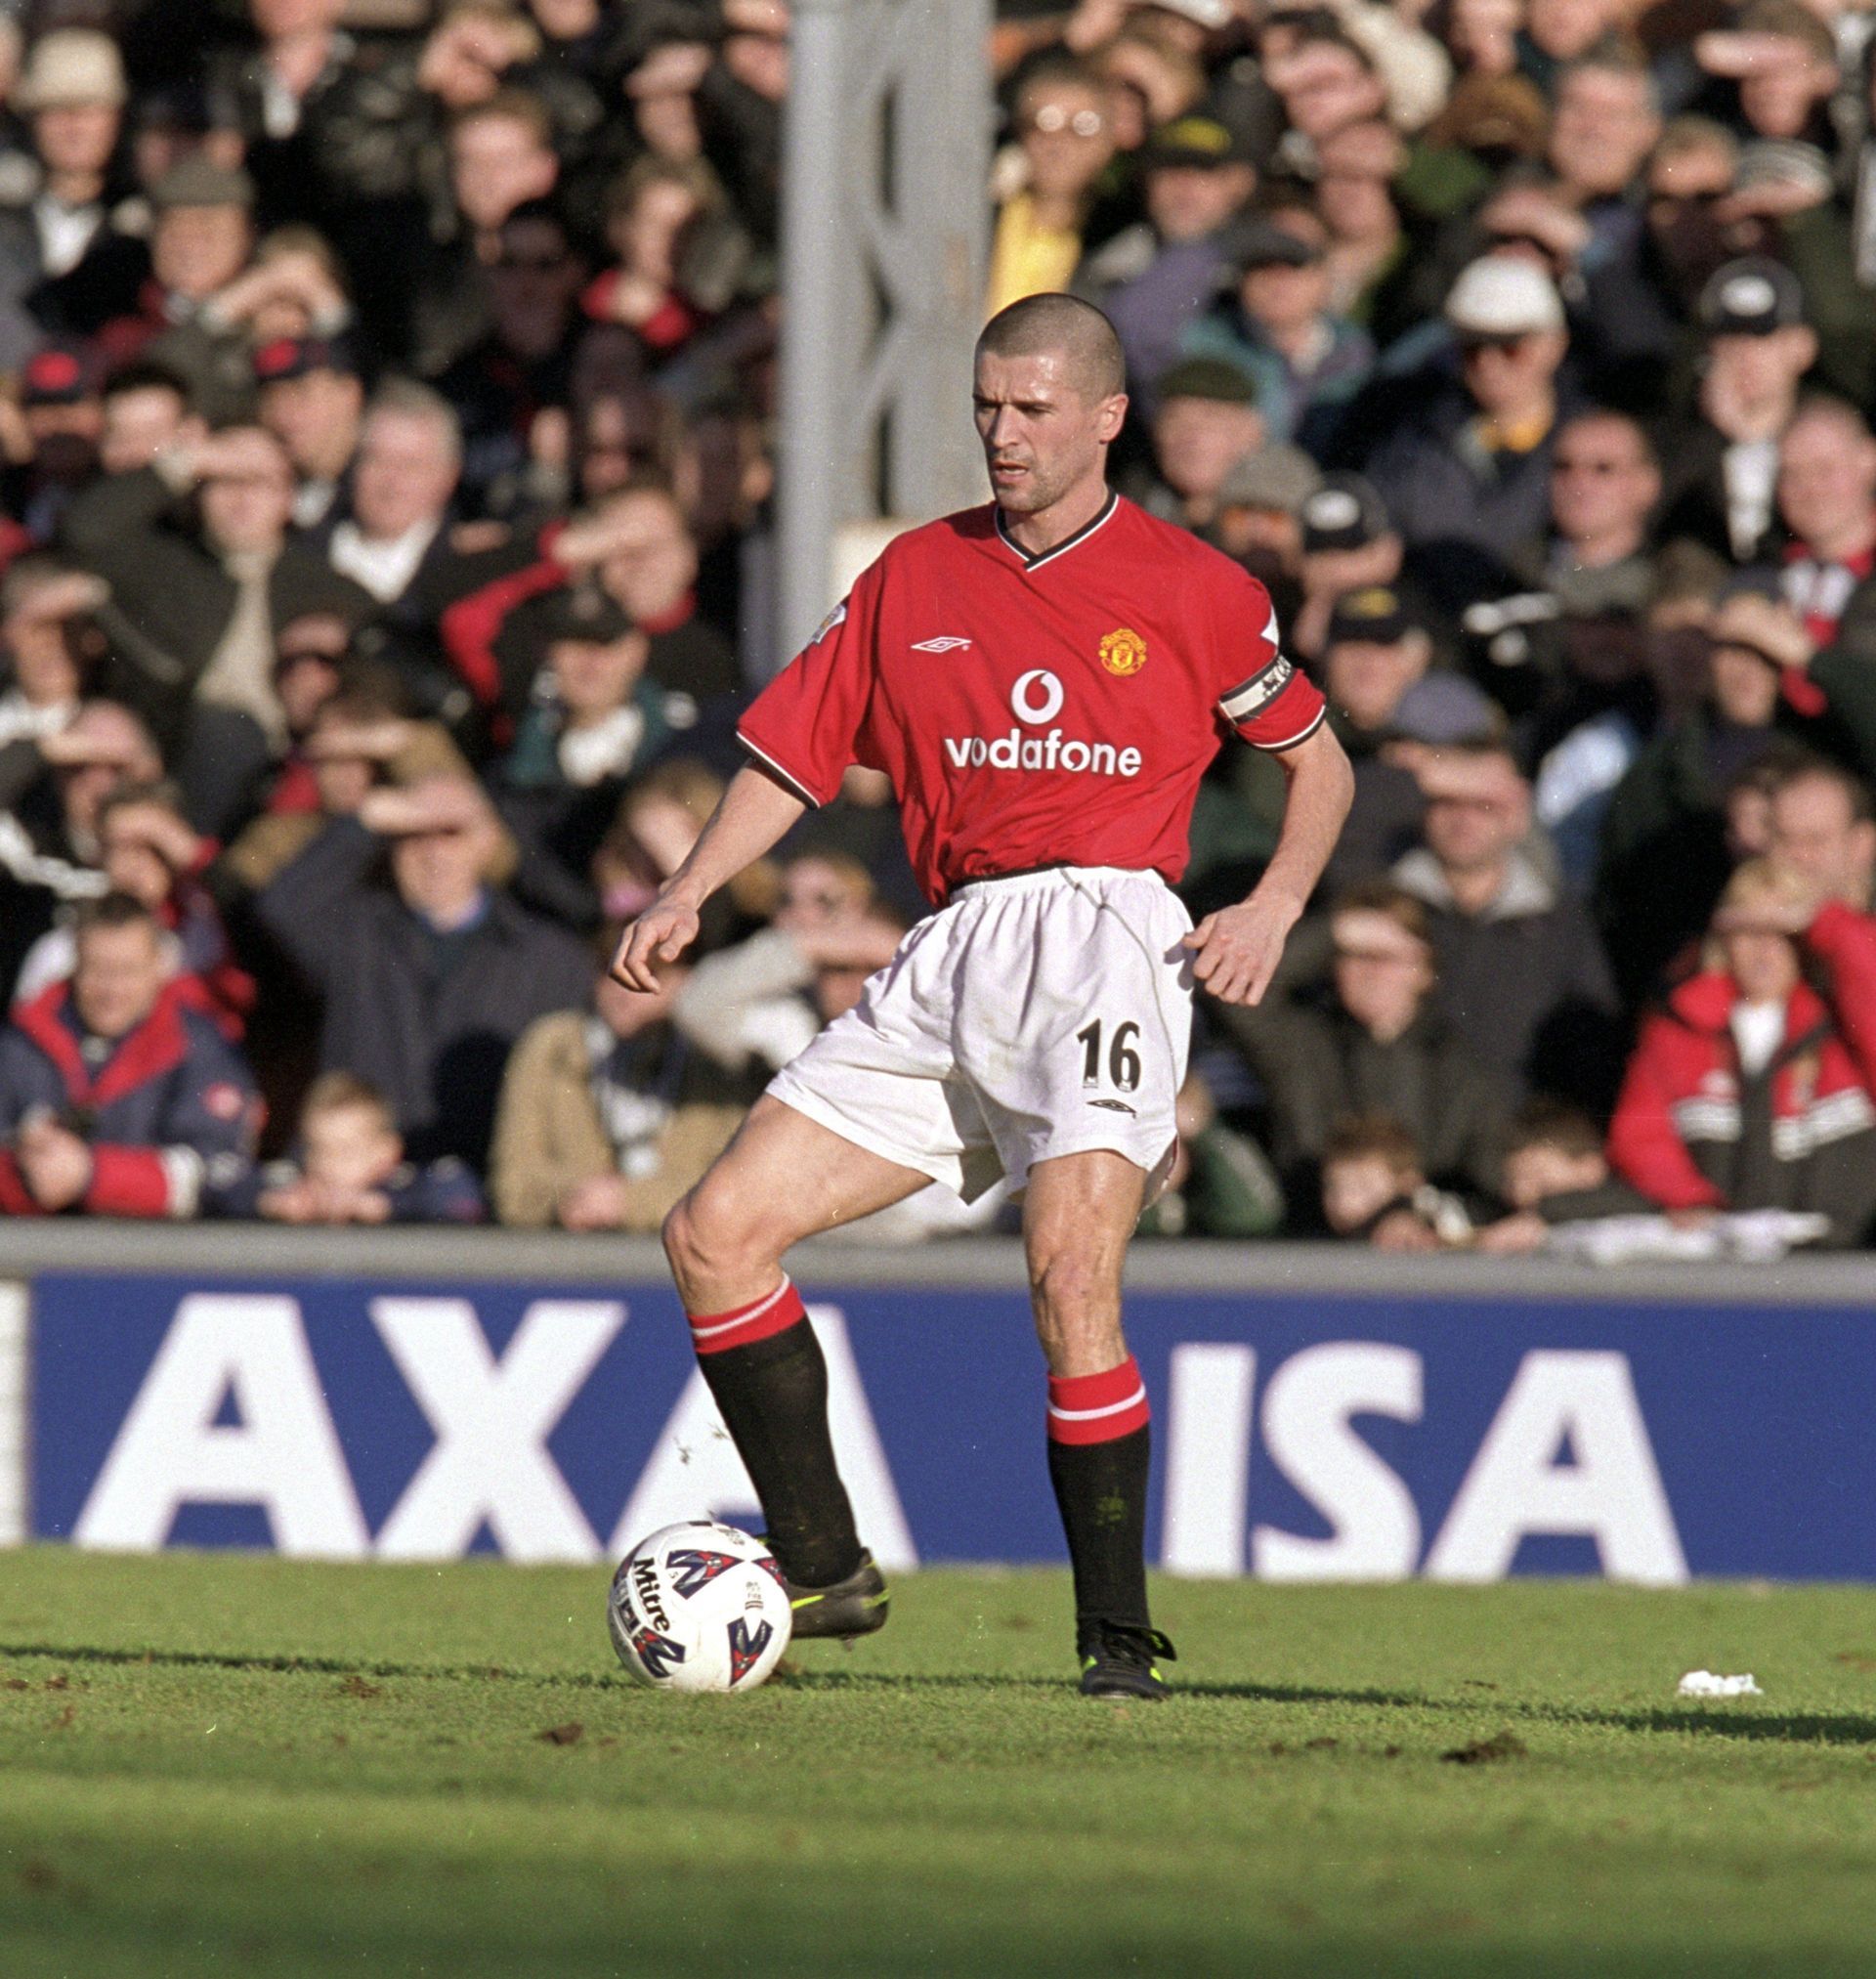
[1529, 409, 1663, 618]
[1363, 254, 1578, 612]
[435, 200, 588, 510]
[1642, 120, 1740, 300]
[989, 60, 1120, 318]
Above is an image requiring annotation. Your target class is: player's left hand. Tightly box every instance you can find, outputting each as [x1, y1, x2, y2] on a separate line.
[1182, 895, 1299, 1007]
[612, 894, 701, 991]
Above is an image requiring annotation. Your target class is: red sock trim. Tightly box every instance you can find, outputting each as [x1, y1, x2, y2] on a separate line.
[1047, 1355, 1150, 1444]
[687, 1277, 808, 1356]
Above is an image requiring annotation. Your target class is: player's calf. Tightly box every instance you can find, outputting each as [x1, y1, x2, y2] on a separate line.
[679, 1275, 870, 1596]
[1045, 1355, 1175, 1698]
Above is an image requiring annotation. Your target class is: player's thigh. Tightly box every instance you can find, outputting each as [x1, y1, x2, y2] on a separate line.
[958, 871, 1192, 1190]
[1022, 1148, 1147, 1376]
[673, 1093, 933, 1267]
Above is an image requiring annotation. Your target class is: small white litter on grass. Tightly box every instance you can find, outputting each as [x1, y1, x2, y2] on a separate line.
[1677, 1670, 1762, 1698]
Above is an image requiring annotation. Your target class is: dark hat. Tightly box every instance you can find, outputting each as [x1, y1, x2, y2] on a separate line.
[1154, 355, 1258, 407]
[1698, 256, 1805, 337]
[1388, 672, 1501, 746]
[1143, 113, 1258, 170]
[1301, 472, 1389, 553]
[1217, 443, 1322, 515]
[150, 153, 256, 212]
[1424, 72, 1550, 159]
[517, 581, 635, 648]
[1327, 584, 1418, 648]
[1218, 214, 1320, 273]
[133, 81, 215, 136]
[253, 335, 358, 385]
[20, 344, 98, 407]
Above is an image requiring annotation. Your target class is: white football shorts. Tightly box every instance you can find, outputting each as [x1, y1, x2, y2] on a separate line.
[766, 865, 1193, 1201]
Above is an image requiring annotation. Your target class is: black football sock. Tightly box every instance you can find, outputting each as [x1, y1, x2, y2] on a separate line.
[1045, 1356, 1153, 1628]
[688, 1280, 863, 1589]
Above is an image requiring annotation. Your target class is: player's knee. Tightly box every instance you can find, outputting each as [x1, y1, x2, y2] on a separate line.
[661, 1191, 722, 1287]
[662, 1179, 767, 1289]
[661, 1194, 695, 1268]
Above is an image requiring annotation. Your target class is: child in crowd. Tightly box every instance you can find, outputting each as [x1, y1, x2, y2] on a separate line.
[1471, 1099, 1652, 1251]
[1319, 1114, 1474, 1247]
[220, 1072, 485, 1224]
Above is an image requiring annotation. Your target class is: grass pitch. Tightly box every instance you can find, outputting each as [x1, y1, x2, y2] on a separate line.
[4, 1553, 1876, 1976]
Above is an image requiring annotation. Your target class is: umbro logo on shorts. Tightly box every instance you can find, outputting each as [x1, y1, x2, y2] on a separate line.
[1087, 1097, 1137, 1115]
[912, 635, 973, 652]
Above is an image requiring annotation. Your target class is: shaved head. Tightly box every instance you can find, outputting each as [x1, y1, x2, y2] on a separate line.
[977, 293, 1125, 404]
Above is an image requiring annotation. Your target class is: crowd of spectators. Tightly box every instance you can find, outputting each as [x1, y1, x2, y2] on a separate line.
[3, 0, 1876, 1254]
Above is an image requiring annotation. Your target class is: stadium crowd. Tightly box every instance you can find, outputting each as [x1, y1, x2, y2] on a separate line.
[1, 0, 1875, 1252]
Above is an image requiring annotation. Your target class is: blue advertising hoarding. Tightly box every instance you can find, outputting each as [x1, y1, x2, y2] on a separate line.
[25, 1269, 1876, 1581]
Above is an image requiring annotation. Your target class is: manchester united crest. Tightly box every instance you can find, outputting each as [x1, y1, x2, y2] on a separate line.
[1099, 626, 1147, 676]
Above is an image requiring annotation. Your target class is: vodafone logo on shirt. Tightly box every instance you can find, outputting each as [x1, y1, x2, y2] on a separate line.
[1010, 669, 1063, 721]
[941, 669, 1144, 780]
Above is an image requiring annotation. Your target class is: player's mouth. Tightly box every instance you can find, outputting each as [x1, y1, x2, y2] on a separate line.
[990, 460, 1030, 487]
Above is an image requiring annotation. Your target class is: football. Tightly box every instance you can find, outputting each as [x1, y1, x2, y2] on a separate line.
[607, 1521, 793, 1693]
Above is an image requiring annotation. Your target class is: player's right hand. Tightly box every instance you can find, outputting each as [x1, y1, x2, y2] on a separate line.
[611, 897, 700, 991]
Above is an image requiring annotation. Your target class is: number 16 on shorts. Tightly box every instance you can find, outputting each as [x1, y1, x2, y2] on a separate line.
[1076, 1018, 1142, 1094]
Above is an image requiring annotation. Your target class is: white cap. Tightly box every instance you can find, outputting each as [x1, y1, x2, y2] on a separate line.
[1444, 255, 1565, 338]
[17, 30, 126, 111]
[1145, 0, 1236, 26]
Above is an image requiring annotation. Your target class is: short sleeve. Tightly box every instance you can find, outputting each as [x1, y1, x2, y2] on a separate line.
[737, 563, 882, 807]
[1210, 562, 1327, 753]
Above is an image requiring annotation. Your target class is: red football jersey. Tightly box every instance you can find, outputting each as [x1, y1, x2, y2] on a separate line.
[739, 493, 1326, 906]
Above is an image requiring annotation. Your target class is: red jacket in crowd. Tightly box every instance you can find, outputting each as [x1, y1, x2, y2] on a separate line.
[1607, 903, 1876, 1239]
[0, 978, 261, 1218]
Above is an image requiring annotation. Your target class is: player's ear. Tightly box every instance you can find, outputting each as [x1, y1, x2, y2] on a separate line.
[1095, 391, 1129, 444]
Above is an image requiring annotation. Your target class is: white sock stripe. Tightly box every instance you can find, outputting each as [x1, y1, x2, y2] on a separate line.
[689, 1276, 794, 1341]
[1047, 1384, 1148, 1423]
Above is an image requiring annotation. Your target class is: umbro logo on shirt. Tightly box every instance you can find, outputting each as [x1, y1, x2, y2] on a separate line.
[912, 635, 973, 652]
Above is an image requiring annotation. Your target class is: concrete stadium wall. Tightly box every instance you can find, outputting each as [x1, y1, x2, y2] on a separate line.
[4, 1228, 1872, 1581]
[0, 1280, 24, 1548]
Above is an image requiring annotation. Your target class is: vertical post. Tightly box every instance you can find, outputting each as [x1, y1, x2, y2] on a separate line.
[886, 0, 992, 521]
[776, 0, 864, 667]
[775, 0, 992, 669]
